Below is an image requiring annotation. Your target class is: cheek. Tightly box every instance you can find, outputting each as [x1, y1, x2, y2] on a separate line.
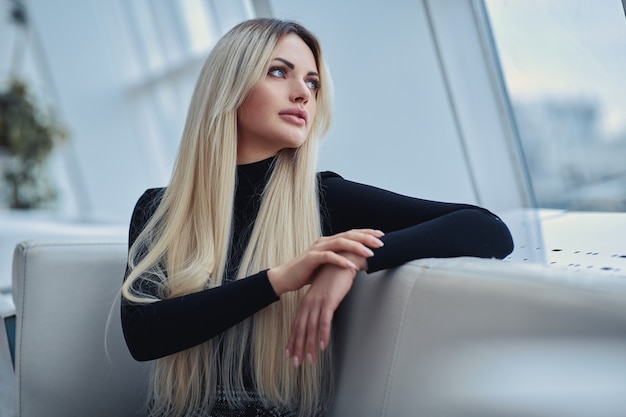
[238, 85, 267, 118]
[309, 102, 318, 126]
[237, 102, 251, 126]
[245, 83, 274, 108]
[238, 96, 263, 126]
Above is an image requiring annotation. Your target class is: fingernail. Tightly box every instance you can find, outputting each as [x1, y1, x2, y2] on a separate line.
[307, 352, 314, 363]
[348, 261, 358, 270]
[376, 238, 384, 247]
[375, 230, 385, 237]
[293, 356, 300, 367]
[285, 348, 290, 359]
[320, 340, 326, 351]
[365, 248, 374, 256]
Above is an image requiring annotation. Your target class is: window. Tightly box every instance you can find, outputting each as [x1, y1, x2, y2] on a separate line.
[105, 0, 256, 180]
[484, 0, 626, 211]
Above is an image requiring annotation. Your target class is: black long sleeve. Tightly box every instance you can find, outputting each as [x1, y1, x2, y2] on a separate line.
[121, 163, 513, 362]
[319, 172, 514, 271]
[122, 160, 280, 362]
[122, 268, 277, 361]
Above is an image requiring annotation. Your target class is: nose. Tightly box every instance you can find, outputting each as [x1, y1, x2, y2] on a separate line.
[291, 79, 312, 104]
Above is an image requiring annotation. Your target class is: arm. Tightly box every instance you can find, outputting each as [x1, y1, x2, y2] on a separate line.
[121, 189, 280, 361]
[320, 173, 514, 269]
[122, 189, 382, 361]
[285, 251, 366, 367]
[284, 174, 515, 365]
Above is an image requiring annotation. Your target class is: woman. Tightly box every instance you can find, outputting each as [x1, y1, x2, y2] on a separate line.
[121, 18, 513, 417]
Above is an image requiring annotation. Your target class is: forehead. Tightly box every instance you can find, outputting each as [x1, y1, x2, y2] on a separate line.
[272, 34, 318, 70]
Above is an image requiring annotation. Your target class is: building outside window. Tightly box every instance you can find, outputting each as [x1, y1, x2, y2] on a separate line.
[485, 0, 626, 211]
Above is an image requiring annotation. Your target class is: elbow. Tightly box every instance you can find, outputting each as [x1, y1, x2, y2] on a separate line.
[122, 324, 153, 362]
[124, 334, 151, 362]
[123, 329, 161, 362]
[121, 304, 157, 362]
[130, 350, 155, 362]
[492, 227, 514, 259]
[481, 211, 514, 259]
[457, 208, 514, 259]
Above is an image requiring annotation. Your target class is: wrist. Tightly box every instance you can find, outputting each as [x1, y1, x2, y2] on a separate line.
[339, 251, 368, 272]
[267, 267, 287, 297]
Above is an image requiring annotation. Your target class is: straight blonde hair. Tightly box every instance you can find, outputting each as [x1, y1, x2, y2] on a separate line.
[122, 18, 334, 416]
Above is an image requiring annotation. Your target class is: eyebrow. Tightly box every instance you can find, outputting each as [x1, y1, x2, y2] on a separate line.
[272, 57, 319, 77]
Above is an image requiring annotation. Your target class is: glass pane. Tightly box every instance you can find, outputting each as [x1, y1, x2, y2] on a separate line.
[179, 0, 218, 54]
[485, 0, 626, 211]
[128, 0, 165, 72]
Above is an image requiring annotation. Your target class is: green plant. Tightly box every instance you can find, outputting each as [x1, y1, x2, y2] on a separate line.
[0, 79, 67, 208]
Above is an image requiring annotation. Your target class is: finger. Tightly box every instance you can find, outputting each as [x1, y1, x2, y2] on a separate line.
[333, 230, 386, 249]
[311, 238, 380, 261]
[318, 304, 334, 353]
[312, 230, 384, 251]
[308, 250, 359, 272]
[305, 303, 322, 363]
[340, 228, 385, 240]
[318, 237, 375, 258]
[287, 306, 310, 367]
[334, 228, 384, 237]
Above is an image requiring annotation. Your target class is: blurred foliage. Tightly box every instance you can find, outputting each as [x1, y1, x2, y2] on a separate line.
[0, 79, 67, 209]
[8, 0, 28, 26]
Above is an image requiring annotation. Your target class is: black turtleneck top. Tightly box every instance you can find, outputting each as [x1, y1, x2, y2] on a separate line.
[122, 158, 513, 361]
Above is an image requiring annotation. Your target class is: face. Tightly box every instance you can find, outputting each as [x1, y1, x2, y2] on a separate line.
[236, 34, 319, 164]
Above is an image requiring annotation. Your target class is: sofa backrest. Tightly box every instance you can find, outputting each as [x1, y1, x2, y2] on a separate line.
[12, 241, 626, 417]
[12, 241, 150, 417]
[329, 257, 626, 417]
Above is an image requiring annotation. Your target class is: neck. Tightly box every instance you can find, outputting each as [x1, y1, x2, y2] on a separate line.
[236, 150, 280, 165]
[235, 155, 276, 194]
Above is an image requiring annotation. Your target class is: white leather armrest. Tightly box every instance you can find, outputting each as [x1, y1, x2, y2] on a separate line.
[12, 240, 150, 417]
[329, 257, 626, 417]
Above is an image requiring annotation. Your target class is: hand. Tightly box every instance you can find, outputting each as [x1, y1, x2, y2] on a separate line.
[285, 251, 367, 367]
[267, 229, 384, 296]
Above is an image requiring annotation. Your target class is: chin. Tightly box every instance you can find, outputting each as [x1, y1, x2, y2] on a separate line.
[278, 137, 307, 151]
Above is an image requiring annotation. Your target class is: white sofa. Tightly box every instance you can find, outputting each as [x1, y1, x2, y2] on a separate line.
[7, 240, 626, 416]
[10, 241, 149, 417]
[0, 214, 126, 290]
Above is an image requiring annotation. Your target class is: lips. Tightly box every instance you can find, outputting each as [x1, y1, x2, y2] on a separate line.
[279, 108, 308, 125]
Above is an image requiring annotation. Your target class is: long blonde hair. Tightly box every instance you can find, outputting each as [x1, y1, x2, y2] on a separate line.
[121, 19, 334, 416]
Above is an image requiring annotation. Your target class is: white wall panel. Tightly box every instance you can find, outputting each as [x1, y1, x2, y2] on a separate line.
[425, 0, 532, 209]
[26, 0, 151, 221]
[268, 0, 479, 205]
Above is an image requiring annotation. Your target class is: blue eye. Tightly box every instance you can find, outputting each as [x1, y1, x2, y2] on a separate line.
[306, 79, 320, 91]
[268, 67, 286, 78]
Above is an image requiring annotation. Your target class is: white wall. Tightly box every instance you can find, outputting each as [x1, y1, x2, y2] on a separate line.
[23, 0, 151, 221]
[270, 0, 478, 203]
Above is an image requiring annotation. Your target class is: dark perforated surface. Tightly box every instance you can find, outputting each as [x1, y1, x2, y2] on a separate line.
[502, 209, 626, 277]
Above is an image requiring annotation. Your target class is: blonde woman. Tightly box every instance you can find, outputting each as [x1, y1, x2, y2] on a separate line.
[121, 18, 513, 417]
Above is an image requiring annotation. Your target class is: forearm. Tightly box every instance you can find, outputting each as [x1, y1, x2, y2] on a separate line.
[321, 175, 514, 269]
[367, 208, 513, 272]
[267, 230, 383, 296]
[121, 270, 278, 361]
